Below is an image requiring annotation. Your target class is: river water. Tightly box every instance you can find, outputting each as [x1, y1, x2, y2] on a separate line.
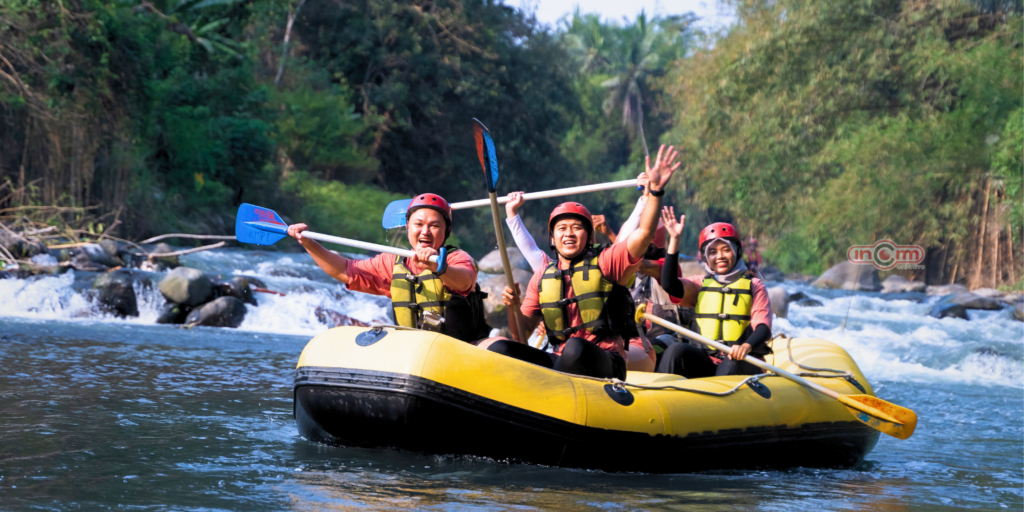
[0, 248, 1021, 510]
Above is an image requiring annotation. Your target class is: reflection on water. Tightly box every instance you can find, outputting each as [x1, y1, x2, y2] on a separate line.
[0, 247, 1022, 510]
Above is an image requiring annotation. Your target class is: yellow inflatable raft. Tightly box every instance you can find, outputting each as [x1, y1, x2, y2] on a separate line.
[293, 327, 880, 472]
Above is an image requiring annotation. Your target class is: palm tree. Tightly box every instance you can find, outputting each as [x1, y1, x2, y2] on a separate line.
[570, 11, 695, 157]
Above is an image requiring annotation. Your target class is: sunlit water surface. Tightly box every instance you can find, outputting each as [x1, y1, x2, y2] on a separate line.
[0, 249, 1021, 510]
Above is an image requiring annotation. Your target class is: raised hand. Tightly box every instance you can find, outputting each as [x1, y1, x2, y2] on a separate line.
[644, 145, 683, 192]
[661, 206, 685, 239]
[505, 191, 526, 218]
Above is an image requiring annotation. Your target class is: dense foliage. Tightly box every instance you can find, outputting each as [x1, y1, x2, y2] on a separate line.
[0, 0, 1019, 279]
[662, 0, 1022, 276]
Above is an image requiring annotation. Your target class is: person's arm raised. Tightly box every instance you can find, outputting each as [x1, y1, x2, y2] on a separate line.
[288, 223, 355, 284]
[624, 145, 682, 260]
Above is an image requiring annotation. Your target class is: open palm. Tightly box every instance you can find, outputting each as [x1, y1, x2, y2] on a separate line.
[661, 206, 684, 238]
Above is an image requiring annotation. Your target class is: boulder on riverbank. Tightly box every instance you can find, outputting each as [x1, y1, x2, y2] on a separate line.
[72, 243, 125, 269]
[942, 291, 1005, 311]
[759, 265, 785, 282]
[767, 286, 789, 319]
[881, 275, 926, 293]
[480, 268, 534, 328]
[0, 229, 47, 259]
[926, 284, 968, 296]
[811, 262, 880, 291]
[159, 267, 213, 306]
[185, 296, 247, 328]
[93, 269, 149, 317]
[1013, 304, 1023, 322]
[477, 248, 532, 274]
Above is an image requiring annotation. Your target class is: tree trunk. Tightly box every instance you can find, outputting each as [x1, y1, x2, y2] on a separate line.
[274, 0, 307, 86]
[17, 117, 31, 205]
[946, 239, 963, 285]
[1001, 223, 1015, 286]
[968, 177, 991, 289]
[983, 201, 1001, 289]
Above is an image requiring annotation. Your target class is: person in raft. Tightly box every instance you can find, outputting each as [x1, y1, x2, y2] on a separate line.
[656, 209, 773, 377]
[493, 145, 682, 380]
[501, 174, 660, 372]
[286, 193, 492, 343]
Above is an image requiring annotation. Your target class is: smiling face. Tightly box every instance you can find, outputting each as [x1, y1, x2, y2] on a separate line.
[550, 217, 589, 260]
[705, 239, 737, 274]
[406, 208, 447, 251]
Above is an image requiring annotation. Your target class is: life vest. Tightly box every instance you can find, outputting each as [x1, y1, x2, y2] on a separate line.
[390, 248, 490, 342]
[694, 273, 754, 345]
[537, 246, 637, 344]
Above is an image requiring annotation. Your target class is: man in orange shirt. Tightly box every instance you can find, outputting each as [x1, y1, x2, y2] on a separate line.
[287, 193, 491, 343]
[494, 145, 682, 379]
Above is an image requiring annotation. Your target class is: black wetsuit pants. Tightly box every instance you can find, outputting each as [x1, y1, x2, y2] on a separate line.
[656, 340, 762, 378]
[487, 337, 627, 380]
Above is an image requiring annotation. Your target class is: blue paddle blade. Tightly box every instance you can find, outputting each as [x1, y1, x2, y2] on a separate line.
[235, 203, 288, 245]
[472, 118, 499, 192]
[382, 198, 413, 230]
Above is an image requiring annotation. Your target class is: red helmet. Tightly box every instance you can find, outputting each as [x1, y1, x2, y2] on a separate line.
[407, 193, 452, 239]
[699, 222, 743, 256]
[548, 202, 594, 235]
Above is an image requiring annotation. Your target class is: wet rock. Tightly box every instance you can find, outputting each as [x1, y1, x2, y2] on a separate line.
[788, 291, 809, 301]
[767, 286, 788, 319]
[48, 247, 71, 263]
[70, 243, 124, 269]
[971, 288, 1007, 300]
[759, 265, 785, 282]
[156, 303, 191, 325]
[480, 268, 534, 328]
[214, 276, 258, 306]
[926, 283, 968, 296]
[878, 292, 925, 303]
[811, 262, 880, 291]
[0, 229, 47, 258]
[678, 260, 705, 278]
[795, 298, 824, 308]
[99, 240, 120, 258]
[185, 296, 247, 328]
[93, 269, 143, 317]
[159, 267, 213, 306]
[1013, 304, 1023, 322]
[929, 302, 969, 320]
[244, 276, 267, 289]
[137, 242, 180, 272]
[1002, 292, 1024, 306]
[478, 248, 531, 274]
[315, 307, 370, 328]
[881, 275, 926, 293]
[942, 291, 1005, 311]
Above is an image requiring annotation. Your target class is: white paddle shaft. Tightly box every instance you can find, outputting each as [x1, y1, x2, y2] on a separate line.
[450, 179, 639, 210]
[302, 232, 438, 262]
[643, 314, 840, 399]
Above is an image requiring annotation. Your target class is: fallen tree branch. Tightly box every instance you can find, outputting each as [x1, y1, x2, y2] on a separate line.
[146, 241, 226, 258]
[139, 233, 237, 245]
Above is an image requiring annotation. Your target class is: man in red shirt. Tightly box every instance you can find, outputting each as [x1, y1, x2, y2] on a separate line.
[286, 193, 492, 343]
[494, 145, 682, 379]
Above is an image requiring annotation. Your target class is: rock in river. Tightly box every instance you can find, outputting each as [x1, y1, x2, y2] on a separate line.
[929, 302, 969, 320]
[767, 286, 788, 319]
[942, 292, 1005, 311]
[93, 269, 149, 317]
[811, 262, 880, 291]
[480, 268, 534, 328]
[477, 248, 532, 274]
[157, 303, 191, 325]
[214, 276, 258, 306]
[185, 296, 247, 328]
[881, 275, 926, 293]
[926, 283, 968, 296]
[159, 267, 213, 306]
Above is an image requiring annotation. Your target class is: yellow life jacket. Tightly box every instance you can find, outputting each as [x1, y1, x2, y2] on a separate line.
[390, 258, 452, 330]
[694, 274, 753, 344]
[538, 249, 636, 343]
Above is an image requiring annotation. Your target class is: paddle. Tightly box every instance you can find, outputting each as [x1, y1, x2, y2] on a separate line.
[634, 304, 918, 440]
[235, 203, 443, 264]
[381, 179, 640, 230]
[472, 119, 530, 344]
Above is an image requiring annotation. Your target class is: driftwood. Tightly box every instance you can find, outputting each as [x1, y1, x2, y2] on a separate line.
[146, 241, 226, 258]
[139, 233, 237, 244]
